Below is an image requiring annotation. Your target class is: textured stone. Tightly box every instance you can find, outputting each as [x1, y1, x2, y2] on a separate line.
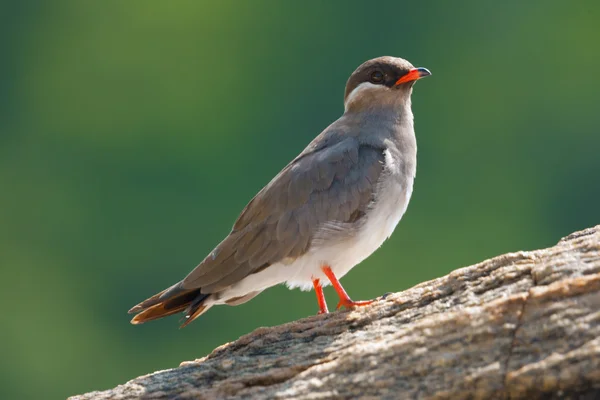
[71, 225, 600, 400]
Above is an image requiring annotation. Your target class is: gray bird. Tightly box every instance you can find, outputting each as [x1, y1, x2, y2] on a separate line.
[129, 56, 431, 327]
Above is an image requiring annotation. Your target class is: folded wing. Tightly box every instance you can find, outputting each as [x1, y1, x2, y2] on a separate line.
[182, 138, 385, 293]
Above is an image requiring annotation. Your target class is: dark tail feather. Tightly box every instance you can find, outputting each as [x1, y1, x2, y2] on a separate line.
[129, 282, 211, 327]
[178, 290, 212, 328]
[128, 282, 187, 314]
[179, 304, 208, 328]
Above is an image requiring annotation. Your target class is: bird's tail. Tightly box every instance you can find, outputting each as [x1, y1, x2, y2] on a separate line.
[128, 282, 212, 328]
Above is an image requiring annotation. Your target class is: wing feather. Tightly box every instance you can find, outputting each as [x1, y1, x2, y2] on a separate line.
[182, 138, 385, 292]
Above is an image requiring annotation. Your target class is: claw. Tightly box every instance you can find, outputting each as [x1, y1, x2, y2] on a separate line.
[336, 298, 374, 310]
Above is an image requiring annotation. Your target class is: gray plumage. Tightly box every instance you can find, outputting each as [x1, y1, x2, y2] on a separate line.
[129, 56, 430, 326]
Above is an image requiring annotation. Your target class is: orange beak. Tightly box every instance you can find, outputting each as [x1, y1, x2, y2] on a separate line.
[395, 67, 431, 85]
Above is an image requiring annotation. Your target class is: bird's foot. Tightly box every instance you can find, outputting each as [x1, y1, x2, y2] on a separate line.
[319, 265, 375, 311]
[336, 298, 374, 310]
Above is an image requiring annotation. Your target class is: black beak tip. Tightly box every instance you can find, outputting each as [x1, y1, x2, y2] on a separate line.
[417, 67, 432, 78]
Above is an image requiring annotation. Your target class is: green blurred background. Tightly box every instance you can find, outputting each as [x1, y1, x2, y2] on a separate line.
[2, 1, 599, 398]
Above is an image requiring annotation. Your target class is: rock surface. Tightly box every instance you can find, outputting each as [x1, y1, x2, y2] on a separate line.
[71, 226, 600, 400]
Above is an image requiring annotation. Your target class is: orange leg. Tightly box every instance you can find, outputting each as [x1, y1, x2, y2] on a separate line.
[312, 278, 329, 314]
[321, 265, 374, 310]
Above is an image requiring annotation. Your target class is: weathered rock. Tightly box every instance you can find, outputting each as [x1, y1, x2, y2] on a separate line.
[71, 226, 600, 400]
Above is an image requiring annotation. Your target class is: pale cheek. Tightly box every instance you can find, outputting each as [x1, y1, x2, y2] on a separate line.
[344, 83, 383, 111]
[344, 84, 407, 112]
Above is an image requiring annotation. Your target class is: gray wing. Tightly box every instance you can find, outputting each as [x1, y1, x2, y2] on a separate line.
[181, 138, 385, 293]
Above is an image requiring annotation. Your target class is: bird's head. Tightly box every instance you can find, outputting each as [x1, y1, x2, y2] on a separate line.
[343, 56, 431, 113]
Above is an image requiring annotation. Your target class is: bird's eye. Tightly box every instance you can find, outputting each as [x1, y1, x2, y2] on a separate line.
[370, 71, 384, 84]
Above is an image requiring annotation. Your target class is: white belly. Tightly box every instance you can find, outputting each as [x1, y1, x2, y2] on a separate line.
[214, 175, 414, 303]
